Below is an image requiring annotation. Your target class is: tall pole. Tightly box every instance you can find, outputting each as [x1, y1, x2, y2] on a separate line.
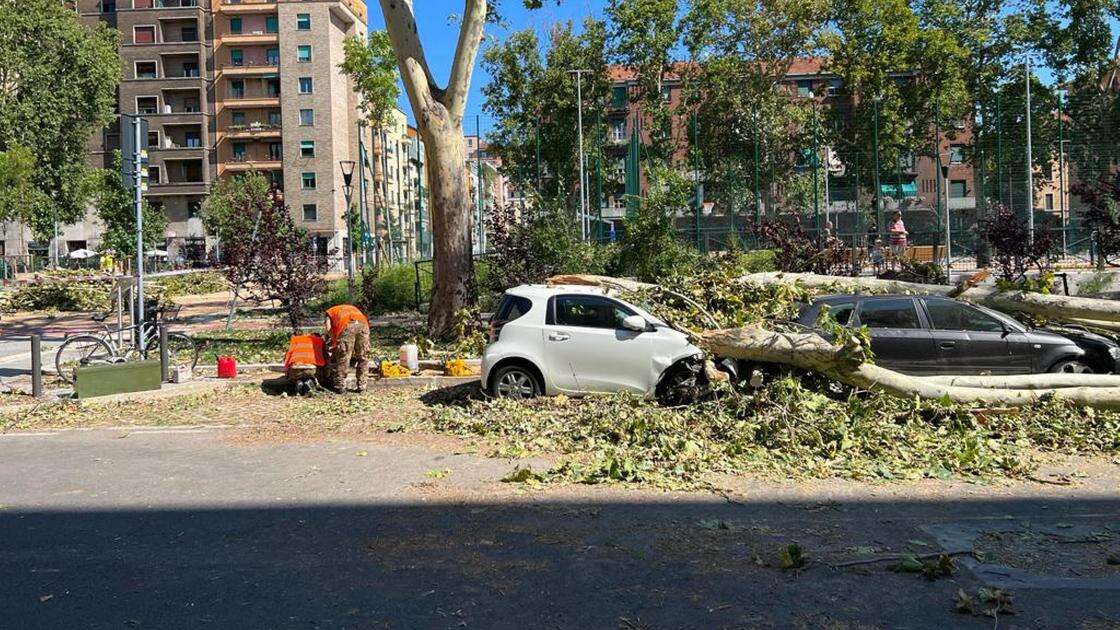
[1024, 60, 1035, 243]
[872, 97, 882, 234]
[571, 70, 589, 241]
[358, 121, 368, 266]
[476, 114, 484, 252]
[1058, 90, 1067, 254]
[812, 96, 820, 233]
[934, 98, 945, 273]
[753, 112, 761, 226]
[133, 116, 145, 350]
[996, 91, 1004, 207]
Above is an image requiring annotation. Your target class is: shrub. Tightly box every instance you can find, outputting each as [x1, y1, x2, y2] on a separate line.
[756, 217, 846, 274]
[978, 204, 1058, 282]
[155, 271, 229, 298]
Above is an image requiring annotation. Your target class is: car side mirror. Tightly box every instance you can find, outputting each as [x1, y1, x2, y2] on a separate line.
[621, 315, 648, 332]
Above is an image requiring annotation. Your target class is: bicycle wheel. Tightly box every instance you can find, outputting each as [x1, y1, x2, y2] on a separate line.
[145, 332, 199, 371]
[54, 335, 115, 385]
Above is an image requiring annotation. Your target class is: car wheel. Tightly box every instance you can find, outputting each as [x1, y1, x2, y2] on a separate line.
[1050, 360, 1094, 374]
[489, 365, 541, 400]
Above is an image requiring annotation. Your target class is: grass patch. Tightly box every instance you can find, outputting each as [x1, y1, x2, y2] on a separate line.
[421, 377, 1120, 490]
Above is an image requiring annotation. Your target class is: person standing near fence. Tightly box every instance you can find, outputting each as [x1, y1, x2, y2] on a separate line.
[888, 211, 908, 269]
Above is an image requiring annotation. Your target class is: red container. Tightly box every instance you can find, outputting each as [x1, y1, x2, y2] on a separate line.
[216, 356, 237, 379]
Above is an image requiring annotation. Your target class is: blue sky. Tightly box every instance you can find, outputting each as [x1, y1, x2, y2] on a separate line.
[369, 3, 1119, 130]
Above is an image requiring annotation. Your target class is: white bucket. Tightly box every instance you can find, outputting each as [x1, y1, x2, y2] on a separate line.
[399, 344, 419, 372]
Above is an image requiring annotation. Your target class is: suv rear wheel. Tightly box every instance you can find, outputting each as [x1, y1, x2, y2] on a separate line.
[1050, 359, 1094, 374]
[489, 365, 542, 400]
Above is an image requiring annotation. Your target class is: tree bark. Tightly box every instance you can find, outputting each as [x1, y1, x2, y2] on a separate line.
[925, 374, 1120, 389]
[377, 0, 486, 337]
[701, 326, 1120, 410]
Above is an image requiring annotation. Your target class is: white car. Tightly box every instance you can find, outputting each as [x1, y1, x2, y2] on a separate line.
[480, 284, 706, 402]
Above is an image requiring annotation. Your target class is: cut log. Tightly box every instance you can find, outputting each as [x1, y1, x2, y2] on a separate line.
[701, 326, 1120, 410]
[736, 272, 1120, 324]
[925, 374, 1120, 389]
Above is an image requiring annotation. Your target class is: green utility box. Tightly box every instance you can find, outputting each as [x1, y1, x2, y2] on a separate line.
[75, 360, 162, 399]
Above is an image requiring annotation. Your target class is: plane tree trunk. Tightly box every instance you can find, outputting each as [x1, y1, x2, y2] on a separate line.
[378, 0, 486, 337]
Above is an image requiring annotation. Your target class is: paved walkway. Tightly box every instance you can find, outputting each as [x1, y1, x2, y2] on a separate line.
[1, 425, 1117, 629]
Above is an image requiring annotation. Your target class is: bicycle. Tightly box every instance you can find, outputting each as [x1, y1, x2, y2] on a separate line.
[54, 304, 199, 385]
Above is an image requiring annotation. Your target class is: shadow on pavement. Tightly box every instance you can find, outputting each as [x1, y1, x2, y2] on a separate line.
[3, 497, 1119, 629]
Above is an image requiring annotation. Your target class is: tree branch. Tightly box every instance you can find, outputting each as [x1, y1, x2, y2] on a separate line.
[445, 0, 487, 121]
[377, 0, 440, 118]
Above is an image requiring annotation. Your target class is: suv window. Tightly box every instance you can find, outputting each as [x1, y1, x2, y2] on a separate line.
[857, 299, 921, 329]
[822, 302, 854, 326]
[554, 295, 635, 329]
[925, 301, 1005, 332]
[494, 294, 532, 324]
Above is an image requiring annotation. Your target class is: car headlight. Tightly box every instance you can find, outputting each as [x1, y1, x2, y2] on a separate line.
[1109, 346, 1120, 360]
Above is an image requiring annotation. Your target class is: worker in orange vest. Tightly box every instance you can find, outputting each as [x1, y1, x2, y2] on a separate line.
[324, 303, 371, 392]
[283, 333, 327, 395]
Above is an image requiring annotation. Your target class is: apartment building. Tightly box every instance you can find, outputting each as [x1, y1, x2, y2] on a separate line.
[373, 108, 428, 263]
[2, 0, 371, 267]
[602, 60, 978, 233]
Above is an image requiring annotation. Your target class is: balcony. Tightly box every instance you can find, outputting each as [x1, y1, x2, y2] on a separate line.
[222, 156, 282, 173]
[220, 31, 279, 45]
[218, 59, 279, 77]
[223, 121, 282, 139]
[218, 0, 278, 14]
[135, 0, 202, 8]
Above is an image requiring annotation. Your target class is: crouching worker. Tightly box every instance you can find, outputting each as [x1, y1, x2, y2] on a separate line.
[325, 303, 371, 393]
[283, 333, 327, 396]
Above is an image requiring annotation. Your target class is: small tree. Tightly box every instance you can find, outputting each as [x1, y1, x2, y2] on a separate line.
[1072, 174, 1120, 267]
[94, 153, 166, 259]
[978, 204, 1058, 282]
[201, 173, 325, 331]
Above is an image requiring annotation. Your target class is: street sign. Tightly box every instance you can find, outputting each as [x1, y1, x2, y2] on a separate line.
[120, 115, 149, 193]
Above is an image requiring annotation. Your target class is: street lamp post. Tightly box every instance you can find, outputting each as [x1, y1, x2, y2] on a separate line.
[339, 160, 356, 298]
[570, 69, 590, 241]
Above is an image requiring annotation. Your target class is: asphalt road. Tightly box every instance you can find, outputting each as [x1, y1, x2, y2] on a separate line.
[1, 427, 1118, 629]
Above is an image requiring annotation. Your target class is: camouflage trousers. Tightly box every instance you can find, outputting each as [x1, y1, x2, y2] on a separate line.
[330, 321, 371, 391]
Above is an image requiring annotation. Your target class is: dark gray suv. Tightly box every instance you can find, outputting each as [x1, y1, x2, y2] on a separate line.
[797, 295, 1120, 375]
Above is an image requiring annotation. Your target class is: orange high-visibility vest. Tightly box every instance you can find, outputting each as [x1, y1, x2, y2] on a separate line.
[325, 304, 369, 346]
[284, 334, 326, 370]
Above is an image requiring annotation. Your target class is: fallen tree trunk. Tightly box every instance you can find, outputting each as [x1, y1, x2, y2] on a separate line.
[736, 272, 1120, 324]
[701, 326, 1120, 410]
[925, 374, 1120, 389]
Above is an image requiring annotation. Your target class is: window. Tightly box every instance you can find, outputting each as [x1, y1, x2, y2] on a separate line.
[553, 296, 636, 329]
[949, 180, 967, 198]
[229, 17, 242, 34]
[825, 302, 855, 326]
[298, 77, 313, 94]
[148, 165, 161, 184]
[185, 130, 201, 148]
[493, 295, 532, 325]
[925, 301, 1005, 332]
[266, 78, 280, 97]
[147, 130, 160, 147]
[299, 109, 314, 126]
[100, 1, 116, 12]
[268, 142, 282, 160]
[296, 13, 311, 30]
[302, 204, 317, 221]
[134, 26, 156, 44]
[300, 140, 315, 158]
[611, 86, 628, 108]
[231, 111, 246, 126]
[265, 16, 279, 33]
[135, 61, 157, 79]
[267, 110, 282, 126]
[1045, 193, 1055, 210]
[949, 144, 965, 164]
[610, 119, 626, 142]
[825, 78, 842, 96]
[230, 49, 244, 66]
[301, 172, 316, 189]
[266, 47, 280, 65]
[230, 79, 244, 99]
[181, 60, 199, 78]
[136, 96, 158, 114]
[796, 79, 813, 97]
[182, 25, 198, 42]
[857, 299, 921, 329]
[297, 45, 312, 62]
[232, 142, 246, 160]
[188, 200, 202, 219]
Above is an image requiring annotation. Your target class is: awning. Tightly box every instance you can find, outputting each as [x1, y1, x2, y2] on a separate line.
[879, 182, 918, 198]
